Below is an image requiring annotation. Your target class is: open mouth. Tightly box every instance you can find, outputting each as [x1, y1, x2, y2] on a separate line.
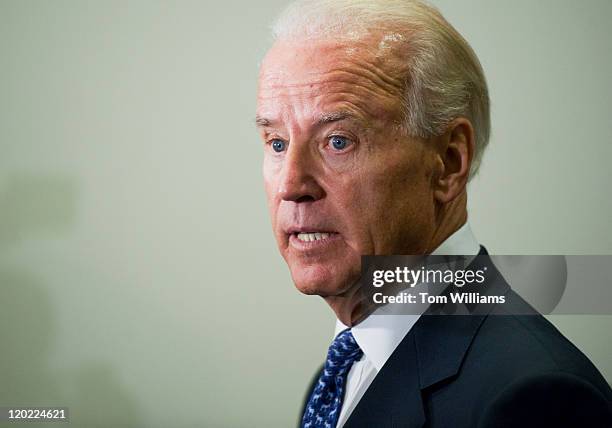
[289, 231, 340, 244]
[295, 232, 333, 242]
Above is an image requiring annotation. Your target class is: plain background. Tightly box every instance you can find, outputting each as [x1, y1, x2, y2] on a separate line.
[1, 0, 610, 426]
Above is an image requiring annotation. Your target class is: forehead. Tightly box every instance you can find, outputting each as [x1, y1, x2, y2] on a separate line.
[256, 36, 407, 128]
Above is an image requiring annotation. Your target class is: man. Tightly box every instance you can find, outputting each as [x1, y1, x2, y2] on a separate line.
[255, 0, 612, 427]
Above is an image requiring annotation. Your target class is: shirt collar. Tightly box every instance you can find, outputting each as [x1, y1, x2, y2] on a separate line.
[430, 222, 480, 256]
[334, 221, 480, 371]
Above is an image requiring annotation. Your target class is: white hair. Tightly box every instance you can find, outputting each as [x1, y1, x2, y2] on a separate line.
[271, 0, 490, 178]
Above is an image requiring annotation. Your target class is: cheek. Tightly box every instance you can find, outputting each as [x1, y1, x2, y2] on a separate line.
[262, 154, 278, 187]
[262, 162, 280, 227]
[263, 176, 275, 206]
[355, 155, 434, 247]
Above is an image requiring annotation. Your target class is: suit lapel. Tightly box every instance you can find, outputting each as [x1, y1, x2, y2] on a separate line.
[416, 249, 509, 389]
[343, 328, 425, 428]
[343, 314, 489, 428]
[343, 247, 509, 427]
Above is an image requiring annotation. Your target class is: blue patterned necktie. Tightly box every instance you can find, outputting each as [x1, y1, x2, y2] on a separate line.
[302, 328, 364, 428]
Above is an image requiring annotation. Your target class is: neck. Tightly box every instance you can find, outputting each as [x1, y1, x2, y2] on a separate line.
[324, 286, 371, 327]
[326, 193, 469, 327]
[425, 191, 468, 253]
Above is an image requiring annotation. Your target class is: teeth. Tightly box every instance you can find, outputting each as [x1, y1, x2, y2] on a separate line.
[297, 232, 331, 242]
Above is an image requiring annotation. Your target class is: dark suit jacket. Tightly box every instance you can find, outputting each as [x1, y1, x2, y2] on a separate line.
[300, 247, 612, 427]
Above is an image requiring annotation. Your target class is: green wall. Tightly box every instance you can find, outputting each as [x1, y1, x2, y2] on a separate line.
[1, 1, 610, 426]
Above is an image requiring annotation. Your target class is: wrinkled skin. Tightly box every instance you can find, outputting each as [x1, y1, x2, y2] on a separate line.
[256, 34, 472, 325]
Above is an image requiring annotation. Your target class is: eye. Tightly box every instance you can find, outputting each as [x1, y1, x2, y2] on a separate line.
[328, 135, 352, 151]
[270, 139, 286, 153]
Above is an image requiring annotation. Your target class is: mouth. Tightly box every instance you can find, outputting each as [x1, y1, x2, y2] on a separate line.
[294, 232, 335, 242]
[286, 229, 341, 248]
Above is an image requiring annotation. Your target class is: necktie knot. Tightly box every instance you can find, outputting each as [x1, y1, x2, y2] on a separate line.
[302, 329, 363, 428]
[324, 329, 363, 378]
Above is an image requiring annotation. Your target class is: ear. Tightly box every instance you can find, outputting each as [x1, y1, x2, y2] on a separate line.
[433, 118, 475, 203]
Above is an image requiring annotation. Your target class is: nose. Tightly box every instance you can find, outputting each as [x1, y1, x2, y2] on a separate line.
[277, 145, 325, 202]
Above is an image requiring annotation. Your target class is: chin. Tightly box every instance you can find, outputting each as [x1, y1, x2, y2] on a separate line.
[289, 262, 358, 297]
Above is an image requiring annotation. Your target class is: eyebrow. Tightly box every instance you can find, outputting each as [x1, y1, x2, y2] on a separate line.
[255, 115, 271, 127]
[316, 111, 356, 125]
[254, 111, 358, 128]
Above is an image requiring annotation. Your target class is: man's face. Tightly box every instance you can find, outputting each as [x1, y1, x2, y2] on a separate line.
[256, 36, 440, 297]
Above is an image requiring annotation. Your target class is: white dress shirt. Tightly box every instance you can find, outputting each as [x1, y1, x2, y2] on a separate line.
[334, 222, 480, 427]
